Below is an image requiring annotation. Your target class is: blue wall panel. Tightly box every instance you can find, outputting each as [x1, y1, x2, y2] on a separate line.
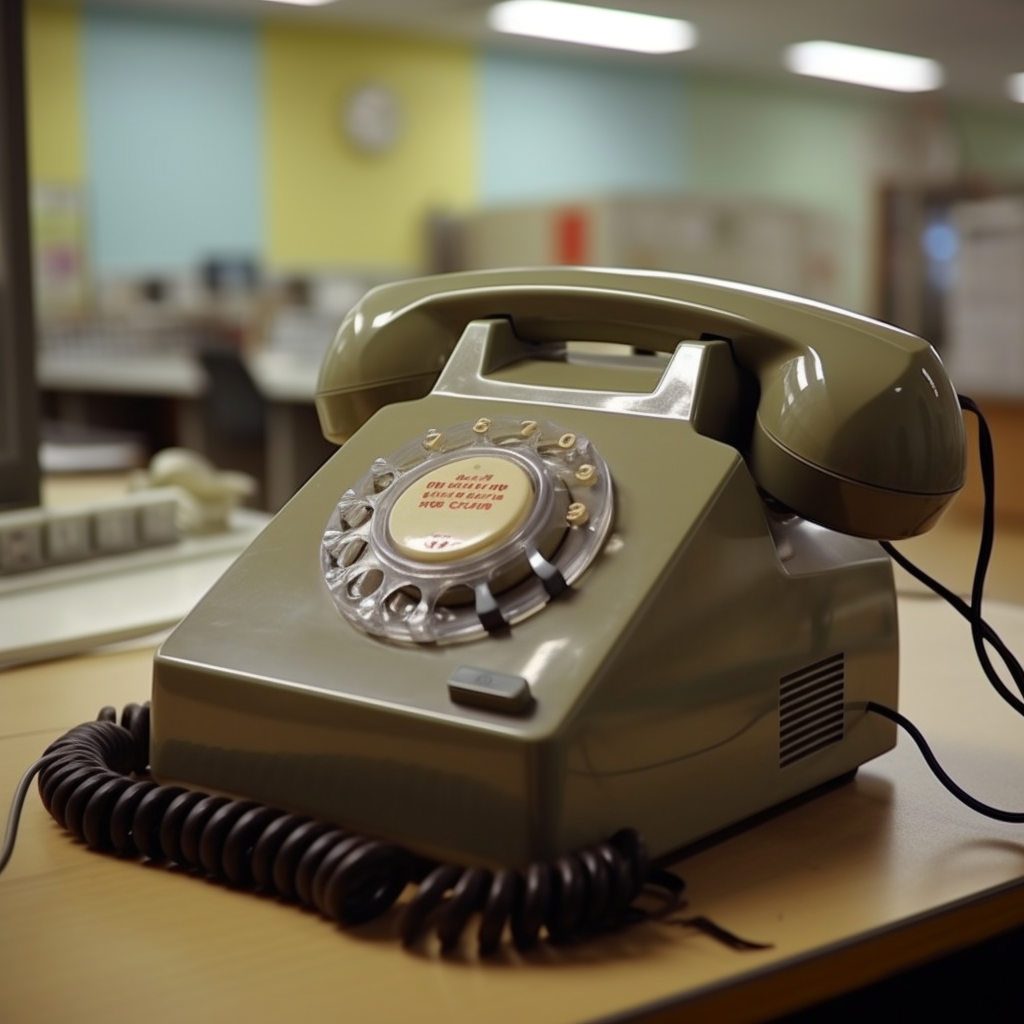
[479, 50, 687, 206]
[83, 9, 262, 274]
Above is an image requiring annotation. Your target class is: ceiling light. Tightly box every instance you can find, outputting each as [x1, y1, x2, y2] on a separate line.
[259, 0, 337, 7]
[488, 1, 697, 55]
[1008, 73, 1024, 103]
[784, 41, 943, 93]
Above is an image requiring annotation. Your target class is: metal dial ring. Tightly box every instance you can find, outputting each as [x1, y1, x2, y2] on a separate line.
[321, 415, 614, 644]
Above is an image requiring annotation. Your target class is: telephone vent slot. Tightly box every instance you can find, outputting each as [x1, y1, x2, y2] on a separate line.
[778, 653, 845, 768]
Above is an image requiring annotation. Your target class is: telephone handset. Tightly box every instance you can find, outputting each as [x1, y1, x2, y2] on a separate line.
[316, 267, 965, 540]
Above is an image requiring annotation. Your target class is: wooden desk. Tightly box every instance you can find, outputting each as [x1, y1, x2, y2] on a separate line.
[2, 597, 1024, 1024]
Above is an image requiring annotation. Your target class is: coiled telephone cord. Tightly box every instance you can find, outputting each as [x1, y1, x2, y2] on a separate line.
[17, 702, 687, 955]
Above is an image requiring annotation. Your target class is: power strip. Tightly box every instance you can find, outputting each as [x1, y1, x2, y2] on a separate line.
[0, 489, 180, 575]
[0, 490, 269, 668]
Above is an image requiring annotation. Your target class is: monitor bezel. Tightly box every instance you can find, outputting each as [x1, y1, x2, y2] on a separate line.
[0, 0, 40, 511]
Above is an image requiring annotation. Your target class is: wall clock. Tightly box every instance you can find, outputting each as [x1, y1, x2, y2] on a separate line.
[343, 82, 401, 154]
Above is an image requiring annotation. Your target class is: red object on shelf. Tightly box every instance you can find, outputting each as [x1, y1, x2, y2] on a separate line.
[555, 207, 589, 265]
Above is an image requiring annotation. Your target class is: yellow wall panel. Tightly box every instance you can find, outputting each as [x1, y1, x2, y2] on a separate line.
[25, 1, 85, 183]
[263, 24, 476, 271]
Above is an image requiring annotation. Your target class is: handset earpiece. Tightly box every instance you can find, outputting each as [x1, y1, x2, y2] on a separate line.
[733, 333, 966, 539]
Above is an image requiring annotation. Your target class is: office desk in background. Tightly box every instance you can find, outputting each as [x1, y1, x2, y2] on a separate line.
[247, 348, 336, 509]
[2, 578, 1024, 1022]
[38, 347, 335, 510]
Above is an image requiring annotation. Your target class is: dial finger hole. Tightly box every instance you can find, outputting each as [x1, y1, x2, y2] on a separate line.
[371, 465, 396, 492]
[340, 503, 373, 530]
[385, 587, 422, 620]
[334, 539, 367, 568]
[437, 583, 476, 607]
[347, 568, 384, 600]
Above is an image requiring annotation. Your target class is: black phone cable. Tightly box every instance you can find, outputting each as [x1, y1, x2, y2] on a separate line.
[865, 701, 1024, 823]
[882, 396, 1023, 707]
[0, 750, 63, 878]
[872, 394, 1024, 822]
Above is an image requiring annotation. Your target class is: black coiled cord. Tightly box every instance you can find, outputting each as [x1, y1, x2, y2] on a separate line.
[31, 703, 680, 955]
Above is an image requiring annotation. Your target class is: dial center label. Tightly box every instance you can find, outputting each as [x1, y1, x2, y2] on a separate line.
[387, 455, 534, 563]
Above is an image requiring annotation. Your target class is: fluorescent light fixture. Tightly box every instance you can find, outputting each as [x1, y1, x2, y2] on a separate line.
[784, 40, 943, 93]
[260, 0, 336, 7]
[488, 1, 696, 55]
[1008, 73, 1024, 103]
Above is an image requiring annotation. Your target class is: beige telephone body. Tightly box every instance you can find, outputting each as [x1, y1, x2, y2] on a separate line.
[151, 268, 966, 868]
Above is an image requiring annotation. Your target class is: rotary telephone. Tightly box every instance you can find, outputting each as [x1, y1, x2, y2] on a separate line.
[151, 268, 964, 863]
[15, 268, 984, 952]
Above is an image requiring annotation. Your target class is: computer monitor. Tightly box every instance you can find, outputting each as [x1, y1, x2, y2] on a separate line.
[0, 0, 40, 511]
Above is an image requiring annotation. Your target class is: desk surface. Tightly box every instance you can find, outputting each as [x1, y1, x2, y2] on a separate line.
[2, 596, 1024, 1024]
[38, 349, 207, 398]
